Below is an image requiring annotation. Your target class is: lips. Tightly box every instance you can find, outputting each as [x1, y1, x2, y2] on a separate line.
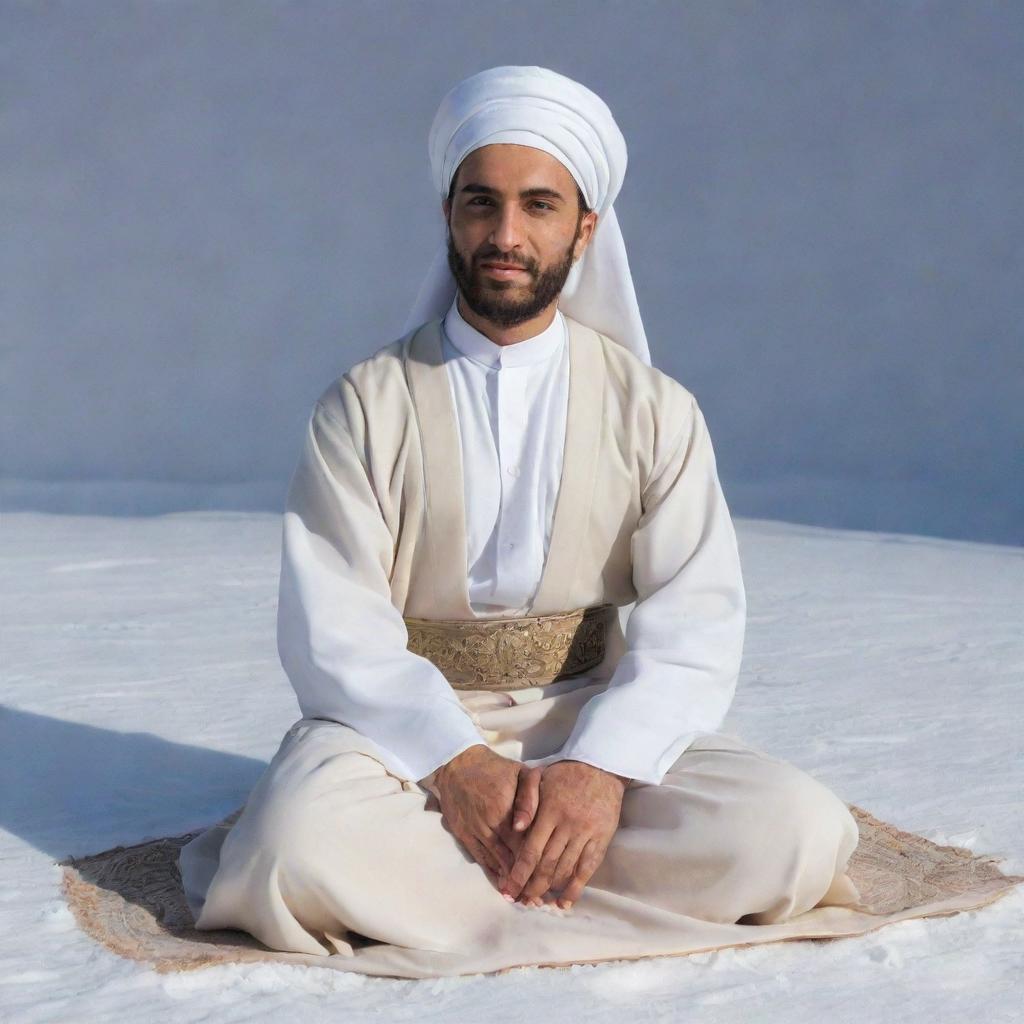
[481, 263, 529, 277]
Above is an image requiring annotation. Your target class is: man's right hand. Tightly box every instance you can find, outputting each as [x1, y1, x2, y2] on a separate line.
[431, 744, 542, 891]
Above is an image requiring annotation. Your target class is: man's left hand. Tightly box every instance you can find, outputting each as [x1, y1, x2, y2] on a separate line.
[498, 760, 628, 909]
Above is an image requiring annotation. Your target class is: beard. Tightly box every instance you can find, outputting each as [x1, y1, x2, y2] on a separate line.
[445, 224, 580, 328]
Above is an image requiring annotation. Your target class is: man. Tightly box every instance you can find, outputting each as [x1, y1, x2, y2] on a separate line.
[178, 65, 862, 978]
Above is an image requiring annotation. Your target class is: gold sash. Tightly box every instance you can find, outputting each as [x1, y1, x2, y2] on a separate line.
[403, 604, 616, 691]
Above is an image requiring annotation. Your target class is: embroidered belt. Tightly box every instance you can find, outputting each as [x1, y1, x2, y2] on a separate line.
[403, 603, 616, 691]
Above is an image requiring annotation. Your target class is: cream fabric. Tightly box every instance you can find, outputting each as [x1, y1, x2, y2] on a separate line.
[403, 64, 652, 365]
[272, 314, 745, 787]
[177, 314, 782, 976]
[179, 679, 863, 977]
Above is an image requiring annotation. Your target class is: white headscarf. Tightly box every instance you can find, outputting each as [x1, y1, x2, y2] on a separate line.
[402, 65, 652, 366]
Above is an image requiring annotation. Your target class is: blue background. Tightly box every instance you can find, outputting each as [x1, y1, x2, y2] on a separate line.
[3, 1, 1021, 544]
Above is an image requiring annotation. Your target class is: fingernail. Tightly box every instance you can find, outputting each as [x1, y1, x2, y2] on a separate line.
[502, 893, 514, 903]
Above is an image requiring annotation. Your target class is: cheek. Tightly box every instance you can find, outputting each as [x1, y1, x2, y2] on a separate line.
[453, 226, 488, 259]
[538, 235, 576, 266]
[542, 221, 579, 251]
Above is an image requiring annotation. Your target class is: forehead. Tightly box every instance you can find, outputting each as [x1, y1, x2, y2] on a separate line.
[454, 144, 576, 192]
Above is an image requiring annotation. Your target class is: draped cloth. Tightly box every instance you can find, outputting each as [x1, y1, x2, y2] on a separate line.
[401, 65, 653, 366]
[61, 713, 1024, 978]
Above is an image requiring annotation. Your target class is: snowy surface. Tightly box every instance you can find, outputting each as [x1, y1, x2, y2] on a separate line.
[1, 511, 1022, 1023]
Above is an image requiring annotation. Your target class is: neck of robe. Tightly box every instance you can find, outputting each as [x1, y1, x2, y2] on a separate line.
[404, 314, 606, 620]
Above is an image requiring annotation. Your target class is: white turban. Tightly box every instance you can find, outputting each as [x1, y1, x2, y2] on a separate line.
[402, 65, 652, 366]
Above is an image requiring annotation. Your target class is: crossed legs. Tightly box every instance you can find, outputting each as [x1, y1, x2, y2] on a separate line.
[179, 719, 860, 958]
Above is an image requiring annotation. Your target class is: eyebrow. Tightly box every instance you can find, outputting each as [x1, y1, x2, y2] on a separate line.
[459, 183, 568, 202]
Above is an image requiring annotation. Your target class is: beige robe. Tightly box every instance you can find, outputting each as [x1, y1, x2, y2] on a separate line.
[274, 310, 749, 786]
[178, 314, 868, 977]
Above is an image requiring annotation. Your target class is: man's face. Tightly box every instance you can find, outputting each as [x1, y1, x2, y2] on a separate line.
[442, 144, 598, 328]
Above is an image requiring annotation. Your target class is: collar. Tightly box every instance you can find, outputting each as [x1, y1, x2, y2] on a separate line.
[442, 294, 566, 369]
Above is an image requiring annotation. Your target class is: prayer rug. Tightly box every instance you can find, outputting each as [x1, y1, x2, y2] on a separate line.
[59, 803, 1024, 978]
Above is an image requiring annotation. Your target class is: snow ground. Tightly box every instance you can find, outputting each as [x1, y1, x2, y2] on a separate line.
[1, 511, 1022, 1023]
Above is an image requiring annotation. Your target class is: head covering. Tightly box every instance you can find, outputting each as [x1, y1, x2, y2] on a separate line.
[402, 65, 652, 366]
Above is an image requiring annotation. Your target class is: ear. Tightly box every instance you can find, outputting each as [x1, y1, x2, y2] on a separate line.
[442, 197, 451, 220]
[573, 210, 599, 261]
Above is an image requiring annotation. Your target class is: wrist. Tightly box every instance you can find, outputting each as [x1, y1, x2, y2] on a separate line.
[437, 742, 490, 782]
[562, 758, 630, 788]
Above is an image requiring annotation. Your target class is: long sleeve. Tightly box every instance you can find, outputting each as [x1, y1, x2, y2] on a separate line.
[276, 389, 487, 784]
[541, 394, 747, 786]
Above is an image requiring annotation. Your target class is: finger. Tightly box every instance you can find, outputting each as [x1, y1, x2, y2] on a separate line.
[520, 827, 571, 902]
[497, 804, 535, 856]
[560, 837, 607, 908]
[501, 818, 555, 899]
[511, 766, 543, 833]
[467, 834, 501, 875]
[466, 835, 503, 885]
[548, 833, 589, 896]
[495, 819, 526, 860]
[486, 831, 516, 875]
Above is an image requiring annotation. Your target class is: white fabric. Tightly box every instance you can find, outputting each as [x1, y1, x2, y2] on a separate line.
[275, 299, 745, 786]
[402, 65, 652, 366]
[441, 297, 569, 615]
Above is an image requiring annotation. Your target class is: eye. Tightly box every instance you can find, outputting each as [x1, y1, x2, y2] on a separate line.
[530, 201, 554, 210]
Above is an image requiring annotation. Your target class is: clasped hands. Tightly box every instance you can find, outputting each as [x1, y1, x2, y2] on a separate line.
[430, 745, 629, 910]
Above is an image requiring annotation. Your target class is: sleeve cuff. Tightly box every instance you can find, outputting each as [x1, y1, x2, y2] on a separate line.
[414, 736, 489, 791]
[548, 729, 704, 787]
[345, 708, 487, 787]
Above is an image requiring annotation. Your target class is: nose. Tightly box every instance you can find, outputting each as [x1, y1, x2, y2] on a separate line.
[489, 203, 526, 255]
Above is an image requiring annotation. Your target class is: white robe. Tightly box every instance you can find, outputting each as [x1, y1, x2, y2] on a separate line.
[178, 309, 869, 977]
[275, 300, 747, 786]
[442, 296, 569, 617]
